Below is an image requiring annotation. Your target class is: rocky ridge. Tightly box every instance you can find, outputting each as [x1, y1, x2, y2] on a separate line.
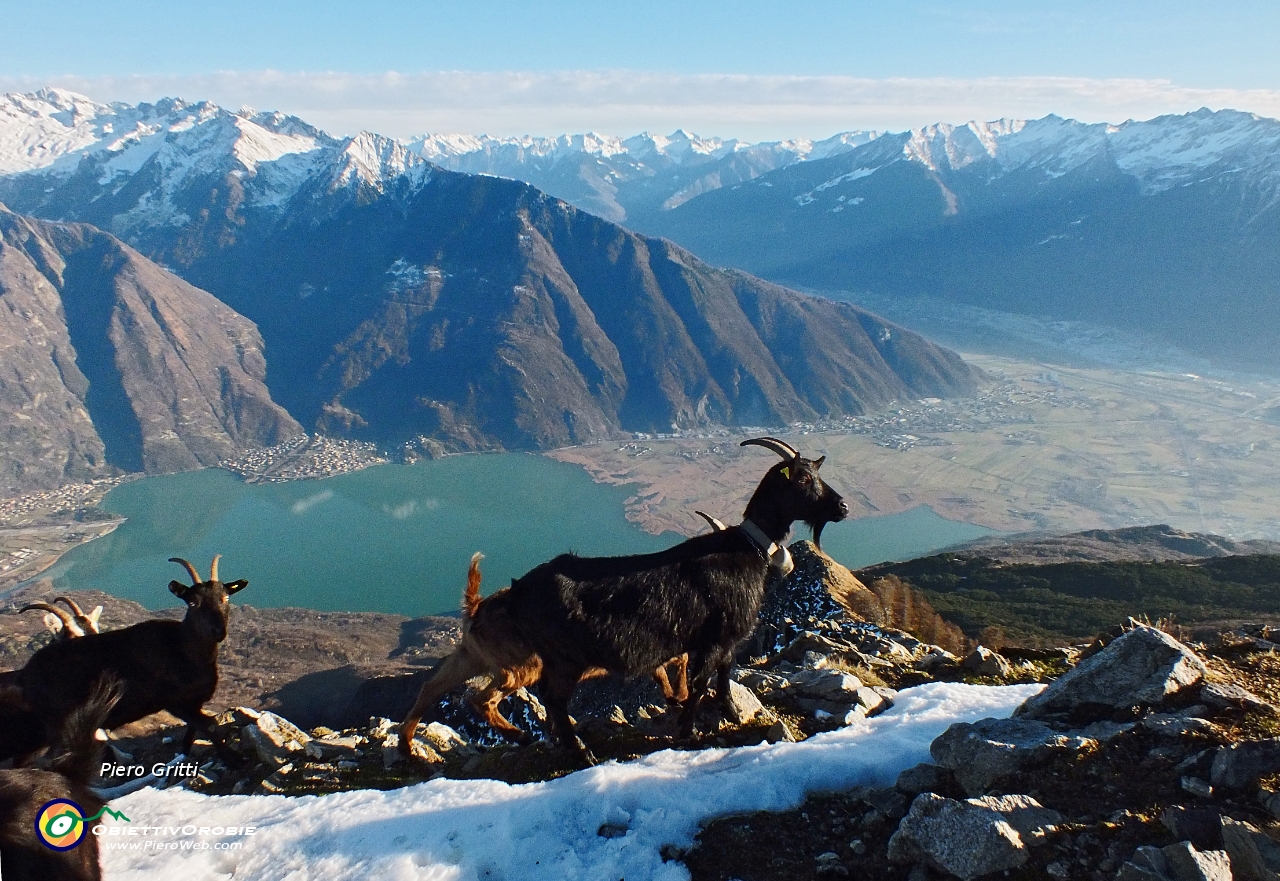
[0, 203, 300, 491]
[952, 526, 1280, 567]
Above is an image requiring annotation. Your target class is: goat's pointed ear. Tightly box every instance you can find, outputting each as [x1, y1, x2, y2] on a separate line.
[88, 606, 103, 626]
[169, 581, 192, 602]
[225, 579, 248, 595]
[813, 456, 826, 470]
[43, 613, 64, 634]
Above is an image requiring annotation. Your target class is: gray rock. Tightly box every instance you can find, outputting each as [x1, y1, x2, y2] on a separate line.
[765, 721, 796, 743]
[887, 793, 1062, 880]
[1132, 845, 1170, 874]
[1181, 777, 1214, 798]
[243, 712, 312, 766]
[1161, 841, 1232, 881]
[1143, 714, 1219, 737]
[305, 734, 364, 760]
[788, 668, 863, 701]
[1210, 739, 1280, 790]
[1176, 749, 1217, 779]
[895, 763, 957, 796]
[1260, 789, 1280, 820]
[780, 631, 857, 664]
[1115, 862, 1167, 881]
[1201, 682, 1275, 714]
[723, 680, 768, 724]
[864, 787, 910, 819]
[930, 717, 1096, 796]
[962, 646, 1013, 678]
[1161, 806, 1224, 851]
[1220, 816, 1280, 881]
[854, 686, 891, 717]
[918, 647, 959, 670]
[1015, 625, 1206, 722]
[734, 668, 791, 698]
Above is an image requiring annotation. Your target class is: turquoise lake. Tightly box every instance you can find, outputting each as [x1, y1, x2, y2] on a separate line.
[40, 455, 993, 616]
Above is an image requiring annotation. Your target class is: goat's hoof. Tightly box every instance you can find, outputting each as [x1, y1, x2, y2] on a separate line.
[570, 738, 599, 767]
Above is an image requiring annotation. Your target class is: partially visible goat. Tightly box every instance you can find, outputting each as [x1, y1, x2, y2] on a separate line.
[0, 673, 122, 881]
[10, 556, 247, 762]
[21, 597, 103, 640]
[402, 437, 846, 763]
[425, 554, 696, 746]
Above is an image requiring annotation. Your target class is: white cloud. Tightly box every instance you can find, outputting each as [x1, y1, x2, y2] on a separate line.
[381, 500, 418, 520]
[290, 489, 334, 515]
[4, 70, 1280, 140]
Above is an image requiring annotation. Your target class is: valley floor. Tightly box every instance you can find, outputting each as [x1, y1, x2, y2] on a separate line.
[550, 355, 1280, 542]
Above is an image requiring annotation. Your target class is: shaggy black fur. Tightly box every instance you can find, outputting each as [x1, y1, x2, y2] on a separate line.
[444, 437, 846, 763]
[0, 674, 122, 881]
[8, 557, 247, 763]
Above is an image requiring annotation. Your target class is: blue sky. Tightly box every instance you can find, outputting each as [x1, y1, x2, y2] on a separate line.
[3, 0, 1278, 138]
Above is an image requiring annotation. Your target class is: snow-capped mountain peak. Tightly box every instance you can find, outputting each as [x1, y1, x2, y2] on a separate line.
[0, 89, 438, 237]
[890, 110, 1280, 197]
[328, 131, 429, 192]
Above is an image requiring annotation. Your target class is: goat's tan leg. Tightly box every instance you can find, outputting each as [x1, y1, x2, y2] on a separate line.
[400, 648, 488, 749]
[677, 650, 716, 738]
[467, 659, 542, 744]
[653, 654, 690, 706]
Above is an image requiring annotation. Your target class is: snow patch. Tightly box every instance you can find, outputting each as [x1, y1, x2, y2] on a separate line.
[101, 682, 1041, 881]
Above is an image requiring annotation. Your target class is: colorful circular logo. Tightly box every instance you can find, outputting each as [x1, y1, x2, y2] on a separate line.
[35, 799, 88, 851]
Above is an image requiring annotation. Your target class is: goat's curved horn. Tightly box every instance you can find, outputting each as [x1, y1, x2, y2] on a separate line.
[21, 602, 75, 631]
[209, 554, 221, 583]
[740, 436, 800, 462]
[169, 557, 201, 584]
[694, 510, 728, 532]
[54, 596, 86, 617]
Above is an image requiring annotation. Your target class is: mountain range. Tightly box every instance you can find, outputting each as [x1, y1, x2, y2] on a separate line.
[0, 89, 982, 488]
[356, 108, 1280, 373]
[0, 203, 299, 488]
[409, 129, 878, 224]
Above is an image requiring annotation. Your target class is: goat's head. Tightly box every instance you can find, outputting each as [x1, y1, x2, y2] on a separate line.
[740, 437, 848, 549]
[168, 555, 247, 643]
[21, 597, 102, 640]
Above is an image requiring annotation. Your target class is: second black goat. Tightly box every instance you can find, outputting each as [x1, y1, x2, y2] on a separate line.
[402, 437, 846, 764]
[9, 556, 246, 762]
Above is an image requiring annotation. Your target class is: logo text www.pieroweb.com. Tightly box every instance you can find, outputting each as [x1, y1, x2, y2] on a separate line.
[35, 799, 256, 852]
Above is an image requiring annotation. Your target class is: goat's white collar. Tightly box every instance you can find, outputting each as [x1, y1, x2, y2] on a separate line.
[740, 519, 795, 577]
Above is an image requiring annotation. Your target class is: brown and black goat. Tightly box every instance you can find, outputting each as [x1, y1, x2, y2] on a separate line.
[401, 436, 847, 764]
[21, 597, 103, 641]
[9, 556, 246, 762]
[418, 554, 695, 747]
[0, 673, 122, 881]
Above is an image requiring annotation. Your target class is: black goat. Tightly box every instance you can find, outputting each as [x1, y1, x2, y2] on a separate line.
[10, 556, 246, 761]
[0, 673, 122, 881]
[401, 436, 847, 763]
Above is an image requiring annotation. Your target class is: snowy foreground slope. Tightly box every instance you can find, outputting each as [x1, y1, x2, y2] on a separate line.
[103, 682, 1041, 881]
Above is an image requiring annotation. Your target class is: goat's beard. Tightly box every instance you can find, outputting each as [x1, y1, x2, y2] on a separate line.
[808, 520, 828, 551]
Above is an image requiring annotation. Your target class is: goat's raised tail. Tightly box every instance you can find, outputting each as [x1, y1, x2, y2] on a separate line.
[462, 552, 485, 620]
